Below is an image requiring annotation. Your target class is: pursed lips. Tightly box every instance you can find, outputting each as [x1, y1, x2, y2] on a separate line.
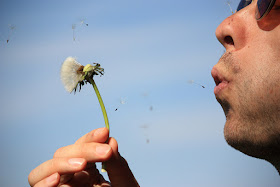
[211, 67, 229, 96]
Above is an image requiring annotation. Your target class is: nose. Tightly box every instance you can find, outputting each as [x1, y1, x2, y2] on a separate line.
[215, 2, 255, 51]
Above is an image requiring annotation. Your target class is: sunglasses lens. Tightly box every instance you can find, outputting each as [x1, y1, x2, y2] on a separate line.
[237, 0, 252, 11]
[256, 0, 275, 20]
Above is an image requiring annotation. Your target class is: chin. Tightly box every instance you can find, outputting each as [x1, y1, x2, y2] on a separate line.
[223, 117, 280, 161]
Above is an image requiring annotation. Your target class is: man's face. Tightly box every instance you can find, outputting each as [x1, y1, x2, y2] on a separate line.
[212, 0, 280, 160]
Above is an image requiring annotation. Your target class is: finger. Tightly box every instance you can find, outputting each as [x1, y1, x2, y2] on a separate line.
[59, 174, 74, 184]
[106, 138, 140, 187]
[108, 137, 119, 158]
[66, 165, 111, 187]
[75, 128, 109, 144]
[33, 173, 60, 187]
[28, 158, 86, 186]
[53, 142, 112, 162]
[105, 138, 121, 167]
[107, 156, 140, 187]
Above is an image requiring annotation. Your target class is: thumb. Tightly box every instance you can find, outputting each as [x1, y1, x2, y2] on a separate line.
[106, 138, 140, 187]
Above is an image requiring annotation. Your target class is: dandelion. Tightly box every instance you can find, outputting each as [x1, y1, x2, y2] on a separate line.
[115, 97, 127, 111]
[140, 125, 150, 144]
[71, 18, 88, 41]
[226, 1, 236, 14]
[80, 18, 89, 26]
[72, 24, 76, 41]
[0, 24, 16, 44]
[187, 80, 205, 88]
[141, 92, 154, 111]
[7, 24, 16, 43]
[60, 57, 84, 93]
[60, 56, 109, 172]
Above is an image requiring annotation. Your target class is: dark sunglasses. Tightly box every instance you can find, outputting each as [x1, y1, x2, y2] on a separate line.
[237, 0, 276, 20]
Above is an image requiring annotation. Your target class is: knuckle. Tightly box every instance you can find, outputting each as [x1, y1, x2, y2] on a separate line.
[53, 146, 64, 158]
[80, 143, 87, 156]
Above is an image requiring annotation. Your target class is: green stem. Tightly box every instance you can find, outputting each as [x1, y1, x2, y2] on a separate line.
[88, 78, 110, 131]
[88, 77, 109, 173]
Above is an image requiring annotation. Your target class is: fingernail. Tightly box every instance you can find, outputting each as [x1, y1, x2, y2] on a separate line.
[94, 127, 106, 137]
[46, 173, 58, 185]
[96, 145, 111, 156]
[68, 158, 85, 167]
[101, 183, 112, 187]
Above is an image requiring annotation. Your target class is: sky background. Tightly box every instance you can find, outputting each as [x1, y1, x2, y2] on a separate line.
[0, 0, 279, 186]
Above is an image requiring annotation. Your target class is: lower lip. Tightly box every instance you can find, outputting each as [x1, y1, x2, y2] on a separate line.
[214, 81, 229, 95]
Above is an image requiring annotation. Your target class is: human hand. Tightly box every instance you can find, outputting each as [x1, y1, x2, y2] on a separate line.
[28, 128, 139, 187]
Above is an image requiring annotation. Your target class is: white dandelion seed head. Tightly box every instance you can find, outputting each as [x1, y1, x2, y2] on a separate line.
[60, 57, 84, 93]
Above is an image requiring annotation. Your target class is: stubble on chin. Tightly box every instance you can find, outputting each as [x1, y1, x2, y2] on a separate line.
[223, 89, 280, 161]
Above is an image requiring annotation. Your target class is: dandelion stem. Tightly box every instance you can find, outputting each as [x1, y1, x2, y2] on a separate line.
[88, 77, 110, 131]
[88, 77, 109, 173]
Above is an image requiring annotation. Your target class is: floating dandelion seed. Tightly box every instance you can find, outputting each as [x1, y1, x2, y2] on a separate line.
[71, 18, 88, 41]
[80, 18, 89, 26]
[141, 92, 149, 97]
[72, 24, 76, 41]
[115, 97, 126, 111]
[226, 1, 234, 14]
[60, 56, 108, 172]
[187, 80, 205, 88]
[140, 124, 149, 129]
[9, 24, 16, 30]
[6, 24, 16, 43]
[120, 98, 126, 105]
[141, 92, 154, 111]
[140, 125, 150, 144]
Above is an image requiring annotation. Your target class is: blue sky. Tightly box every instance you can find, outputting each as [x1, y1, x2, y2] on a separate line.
[0, 0, 279, 186]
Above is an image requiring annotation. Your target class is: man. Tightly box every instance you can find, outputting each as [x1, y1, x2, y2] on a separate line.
[28, 0, 280, 186]
[212, 0, 280, 173]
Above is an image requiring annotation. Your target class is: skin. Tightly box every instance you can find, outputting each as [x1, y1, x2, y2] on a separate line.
[212, 0, 280, 173]
[28, 128, 139, 187]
